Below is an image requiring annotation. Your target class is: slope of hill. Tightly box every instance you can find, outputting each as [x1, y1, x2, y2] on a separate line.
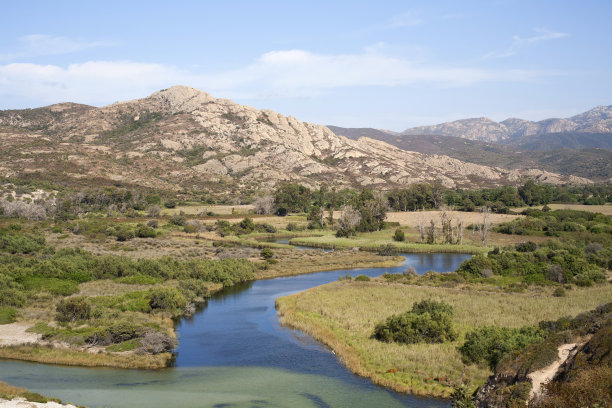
[0, 86, 589, 196]
[400, 106, 612, 143]
[329, 127, 612, 181]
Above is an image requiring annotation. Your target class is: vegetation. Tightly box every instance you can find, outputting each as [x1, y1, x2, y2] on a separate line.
[374, 300, 457, 344]
[276, 279, 612, 398]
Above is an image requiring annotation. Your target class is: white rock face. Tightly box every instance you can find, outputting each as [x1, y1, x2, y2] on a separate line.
[0, 86, 592, 191]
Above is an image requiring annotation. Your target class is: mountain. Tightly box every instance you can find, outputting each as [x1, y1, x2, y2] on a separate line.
[329, 127, 612, 181]
[0, 86, 590, 196]
[400, 106, 612, 144]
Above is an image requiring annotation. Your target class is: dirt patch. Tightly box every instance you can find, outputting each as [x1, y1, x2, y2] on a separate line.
[0, 322, 40, 346]
[528, 343, 578, 400]
[0, 398, 78, 407]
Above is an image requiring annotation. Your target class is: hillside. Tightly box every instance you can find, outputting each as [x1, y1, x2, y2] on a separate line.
[329, 127, 612, 181]
[400, 105, 612, 144]
[0, 86, 589, 196]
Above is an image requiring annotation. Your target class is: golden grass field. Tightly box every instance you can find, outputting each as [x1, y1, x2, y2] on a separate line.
[385, 210, 521, 227]
[276, 280, 612, 398]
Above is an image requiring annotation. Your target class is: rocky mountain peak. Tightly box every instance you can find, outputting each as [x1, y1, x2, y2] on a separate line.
[147, 85, 216, 113]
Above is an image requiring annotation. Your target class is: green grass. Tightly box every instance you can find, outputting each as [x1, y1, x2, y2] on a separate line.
[90, 291, 152, 313]
[19, 277, 80, 296]
[106, 338, 139, 352]
[0, 306, 17, 324]
[290, 231, 488, 254]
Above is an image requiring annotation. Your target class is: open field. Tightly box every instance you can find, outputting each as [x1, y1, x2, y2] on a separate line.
[386, 210, 521, 227]
[276, 280, 612, 398]
[515, 203, 612, 216]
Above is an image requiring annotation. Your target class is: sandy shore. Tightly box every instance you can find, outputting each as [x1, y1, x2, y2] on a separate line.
[0, 398, 78, 408]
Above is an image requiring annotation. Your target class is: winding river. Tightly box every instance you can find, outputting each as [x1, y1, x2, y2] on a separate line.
[0, 252, 469, 408]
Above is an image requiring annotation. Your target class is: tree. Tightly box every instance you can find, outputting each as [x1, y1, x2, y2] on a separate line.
[426, 219, 436, 244]
[253, 195, 275, 215]
[416, 209, 426, 243]
[393, 228, 405, 242]
[307, 205, 325, 229]
[274, 183, 311, 215]
[336, 205, 361, 237]
[477, 207, 491, 245]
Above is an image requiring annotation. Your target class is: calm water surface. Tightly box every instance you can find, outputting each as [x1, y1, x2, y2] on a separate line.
[0, 252, 469, 408]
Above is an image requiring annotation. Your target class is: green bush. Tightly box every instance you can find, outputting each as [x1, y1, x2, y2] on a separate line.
[56, 296, 91, 322]
[374, 300, 457, 344]
[355, 275, 371, 281]
[459, 325, 544, 369]
[457, 255, 499, 278]
[553, 287, 567, 297]
[393, 228, 405, 242]
[115, 227, 135, 242]
[0, 231, 45, 254]
[149, 287, 187, 312]
[169, 214, 186, 226]
[260, 248, 274, 259]
[135, 224, 156, 238]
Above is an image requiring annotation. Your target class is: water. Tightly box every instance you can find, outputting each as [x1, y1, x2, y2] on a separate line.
[0, 252, 470, 408]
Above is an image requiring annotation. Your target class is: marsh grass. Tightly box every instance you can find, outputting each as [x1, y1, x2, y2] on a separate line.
[276, 280, 612, 398]
[0, 381, 63, 404]
[256, 250, 404, 279]
[290, 233, 488, 254]
[0, 344, 170, 369]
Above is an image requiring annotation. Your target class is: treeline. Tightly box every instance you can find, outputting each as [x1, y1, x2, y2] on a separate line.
[265, 181, 612, 218]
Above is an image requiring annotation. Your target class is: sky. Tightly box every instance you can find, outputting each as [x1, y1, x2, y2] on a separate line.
[1, 0, 611, 130]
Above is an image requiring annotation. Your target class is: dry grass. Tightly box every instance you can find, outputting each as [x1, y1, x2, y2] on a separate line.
[0, 345, 171, 369]
[514, 203, 612, 216]
[386, 210, 521, 227]
[276, 280, 612, 398]
[162, 204, 254, 216]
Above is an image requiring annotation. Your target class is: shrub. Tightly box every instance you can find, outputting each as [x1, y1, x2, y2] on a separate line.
[115, 227, 134, 242]
[515, 241, 537, 252]
[146, 219, 159, 228]
[149, 287, 187, 312]
[374, 300, 457, 344]
[0, 306, 17, 324]
[553, 287, 567, 297]
[378, 244, 396, 256]
[138, 330, 177, 354]
[459, 326, 544, 369]
[0, 232, 46, 254]
[393, 228, 405, 242]
[135, 224, 156, 238]
[355, 275, 371, 281]
[286, 222, 298, 231]
[163, 200, 176, 209]
[260, 248, 274, 259]
[457, 255, 499, 278]
[403, 266, 417, 277]
[56, 296, 91, 322]
[169, 213, 186, 226]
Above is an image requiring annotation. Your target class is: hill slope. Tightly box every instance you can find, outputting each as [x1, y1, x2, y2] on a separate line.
[0, 86, 589, 195]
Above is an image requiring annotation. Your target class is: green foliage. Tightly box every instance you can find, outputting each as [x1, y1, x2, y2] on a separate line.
[355, 275, 371, 281]
[149, 287, 187, 312]
[260, 248, 274, 259]
[274, 183, 311, 214]
[457, 254, 499, 278]
[0, 306, 17, 324]
[56, 296, 91, 322]
[135, 224, 156, 238]
[0, 231, 45, 254]
[451, 385, 476, 408]
[393, 228, 405, 242]
[459, 325, 545, 369]
[374, 300, 457, 344]
[169, 213, 186, 226]
[20, 277, 79, 296]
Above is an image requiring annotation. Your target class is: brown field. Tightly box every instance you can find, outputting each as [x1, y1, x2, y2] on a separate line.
[385, 210, 521, 227]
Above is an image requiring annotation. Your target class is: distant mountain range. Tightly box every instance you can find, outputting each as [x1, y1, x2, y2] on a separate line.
[400, 105, 612, 143]
[328, 106, 612, 181]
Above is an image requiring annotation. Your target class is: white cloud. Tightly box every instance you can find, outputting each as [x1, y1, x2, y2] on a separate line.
[483, 28, 569, 59]
[0, 34, 112, 62]
[0, 47, 550, 108]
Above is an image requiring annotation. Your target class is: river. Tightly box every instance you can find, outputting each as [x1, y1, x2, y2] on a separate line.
[0, 252, 470, 408]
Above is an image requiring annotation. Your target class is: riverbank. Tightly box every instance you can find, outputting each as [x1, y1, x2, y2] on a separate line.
[0, 381, 79, 408]
[0, 248, 401, 370]
[276, 279, 612, 398]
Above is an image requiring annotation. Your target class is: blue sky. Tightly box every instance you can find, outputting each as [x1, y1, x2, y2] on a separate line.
[1, 0, 611, 130]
